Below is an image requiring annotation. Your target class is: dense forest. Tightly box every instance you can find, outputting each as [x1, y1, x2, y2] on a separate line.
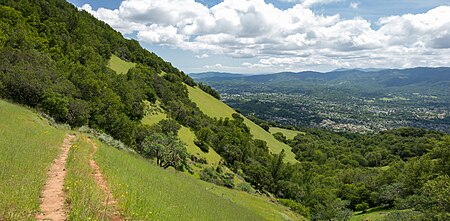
[1, 0, 449, 220]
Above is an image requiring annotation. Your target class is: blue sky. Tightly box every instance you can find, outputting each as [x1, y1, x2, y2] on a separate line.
[70, 0, 450, 73]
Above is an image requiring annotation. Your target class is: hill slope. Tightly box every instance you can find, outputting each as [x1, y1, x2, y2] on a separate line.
[0, 100, 66, 219]
[187, 85, 297, 163]
[0, 99, 301, 220]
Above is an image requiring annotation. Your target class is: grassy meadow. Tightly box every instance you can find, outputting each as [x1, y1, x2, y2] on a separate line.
[187, 86, 297, 163]
[107, 54, 136, 75]
[94, 140, 301, 220]
[0, 100, 66, 220]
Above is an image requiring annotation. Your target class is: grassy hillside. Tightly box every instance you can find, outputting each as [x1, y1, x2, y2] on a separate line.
[141, 106, 238, 181]
[187, 86, 297, 163]
[269, 127, 305, 140]
[0, 99, 300, 220]
[0, 100, 66, 220]
[108, 54, 136, 75]
[95, 140, 301, 221]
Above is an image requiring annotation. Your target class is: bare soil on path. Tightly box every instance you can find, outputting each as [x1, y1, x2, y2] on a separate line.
[87, 138, 124, 221]
[36, 134, 76, 221]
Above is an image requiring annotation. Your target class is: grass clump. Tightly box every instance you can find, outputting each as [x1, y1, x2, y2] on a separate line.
[65, 134, 113, 220]
[95, 141, 266, 221]
[107, 54, 136, 75]
[0, 100, 66, 220]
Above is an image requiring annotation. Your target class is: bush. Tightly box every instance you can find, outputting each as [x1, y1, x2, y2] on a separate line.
[237, 183, 255, 194]
[38, 91, 68, 122]
[273, 132, 287, 143]
[355, 202, 369, 213]
[67, 98, 91, 127]
[279, 199, 310, 218]
[200, 167, 234, 188]
[194, 139, 209, 153]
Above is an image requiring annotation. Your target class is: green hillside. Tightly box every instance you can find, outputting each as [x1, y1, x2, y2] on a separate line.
[0, 100, 66, 219]
[0, 99, 300, 220]
[2, 0, 450, 219]
[108, 54, 136, 75]
[95, 139, 301, 221]
[187, 86, 297, 163]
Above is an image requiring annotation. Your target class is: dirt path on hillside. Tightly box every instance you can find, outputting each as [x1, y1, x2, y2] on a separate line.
[36, 134, 75, 221]
[87, 138, 124, 221]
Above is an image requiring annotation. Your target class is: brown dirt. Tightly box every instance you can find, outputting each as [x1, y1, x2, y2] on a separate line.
[36, 134, 76, 221]
[87, 138, 124, 221]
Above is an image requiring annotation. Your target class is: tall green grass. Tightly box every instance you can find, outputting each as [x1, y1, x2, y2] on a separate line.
[0, 100, 66, 220]
[187, 86, 297, 163]
[95, 142, 268, 221]
[65, 134, 113, 220]
[107, 54, 136, 75]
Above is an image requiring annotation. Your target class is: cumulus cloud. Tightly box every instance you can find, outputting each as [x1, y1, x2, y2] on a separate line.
[81, 0, 450, 70]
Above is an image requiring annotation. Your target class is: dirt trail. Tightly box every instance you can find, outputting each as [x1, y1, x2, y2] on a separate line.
[36, 134, 76, 221]
[87, 138, 124, 221]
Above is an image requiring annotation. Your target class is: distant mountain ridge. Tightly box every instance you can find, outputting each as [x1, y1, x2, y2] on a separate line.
[191, 67, 450, 89]
[189, 72, 247, 79]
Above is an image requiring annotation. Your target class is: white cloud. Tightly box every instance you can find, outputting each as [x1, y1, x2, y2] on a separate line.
[300, 0, 341, 8]
[81, 1, 450, 71]
[350, 2, 360, 9]
[196, 53, 209, 58]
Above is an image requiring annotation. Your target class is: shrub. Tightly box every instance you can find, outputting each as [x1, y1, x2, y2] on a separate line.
[279, 199, 310, 218]
[355, 202, 369, 213]
[200, 167, 234, 188]
[237, 183, 255, 194]
[194, 139, 209, 153]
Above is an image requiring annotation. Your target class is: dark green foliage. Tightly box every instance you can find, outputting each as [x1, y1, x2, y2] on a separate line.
[67, 98, 91, 127]
[0, 0, 188, 145]
[38, 91, 68, 122]
[194, 139, 209, 153]
[154, 119, 181, 135]
[354, 202, 369, 213]
[198, 82, 220, 99]
[273, 132, 287, 143]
